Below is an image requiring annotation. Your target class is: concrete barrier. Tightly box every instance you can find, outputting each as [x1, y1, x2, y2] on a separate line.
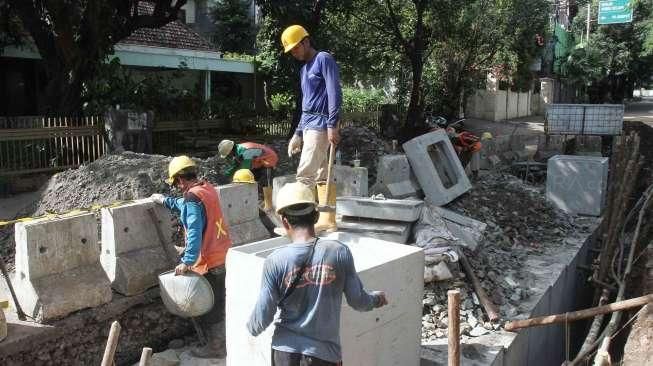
[373, 154, 422, 199]
[100, 200, 175, 296]
[272, 166, 369, 210]
[546, 155, 609, 216]
[336, 196, 423, 222]
[403, 130, 471, 205]
[216, 183, 269, 246]
[225, 233, 424, 366]
[14, 213, 112, 322]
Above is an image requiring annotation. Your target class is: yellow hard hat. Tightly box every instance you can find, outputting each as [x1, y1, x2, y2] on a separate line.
[276, 182, 317, 215]
[166, 155, 197, 185]
[281, 25, 309, 53]
[218, 139, 235, 158]
[481, 132, 493, 140]
[233, 169, 256, 184]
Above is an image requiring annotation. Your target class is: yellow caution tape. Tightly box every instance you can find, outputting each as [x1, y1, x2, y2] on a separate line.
[0, 200, 137, 227]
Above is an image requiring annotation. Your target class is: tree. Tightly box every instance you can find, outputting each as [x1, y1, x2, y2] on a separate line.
[1, 0, 187, 115]
[211, 0, 256, 53]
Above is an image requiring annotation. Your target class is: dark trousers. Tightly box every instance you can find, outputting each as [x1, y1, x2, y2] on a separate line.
[272, 349, 341, 366]
[198, 266, 225, 325]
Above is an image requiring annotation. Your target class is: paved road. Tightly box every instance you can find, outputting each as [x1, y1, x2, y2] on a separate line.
[625, 98, 653, 123]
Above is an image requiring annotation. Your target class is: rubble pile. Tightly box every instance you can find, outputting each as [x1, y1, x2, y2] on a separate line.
[420, 173, 595, 342]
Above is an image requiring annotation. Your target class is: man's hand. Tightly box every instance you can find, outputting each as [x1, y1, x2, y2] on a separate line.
[174, 263, 189, 275]
[150, 193, 165, 205]
[288, 134, 302, 157]
[373, 291, 388, 308]
[327, 127, 341, 145]
[174, 245, 185, 256]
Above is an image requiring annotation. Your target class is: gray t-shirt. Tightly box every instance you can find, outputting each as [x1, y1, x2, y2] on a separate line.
[246, 239, 380, 362]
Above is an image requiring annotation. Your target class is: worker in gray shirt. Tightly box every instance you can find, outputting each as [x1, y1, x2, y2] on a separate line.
[246, 182, 388, 366]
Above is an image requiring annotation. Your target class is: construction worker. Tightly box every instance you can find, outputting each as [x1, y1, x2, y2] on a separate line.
[282, 25, 342, 232]
[219, 139, 278, 209]
[246, 182, 388, 366]
[150, 155, 232, 358]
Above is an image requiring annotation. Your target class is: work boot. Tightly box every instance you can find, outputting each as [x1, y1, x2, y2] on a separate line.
[262, 186, 273, 211]
[191, 322, 226, 359]
[314, 183, 337, 233]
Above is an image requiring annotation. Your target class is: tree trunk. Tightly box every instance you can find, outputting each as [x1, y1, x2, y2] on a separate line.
[401, 54, 425, 143]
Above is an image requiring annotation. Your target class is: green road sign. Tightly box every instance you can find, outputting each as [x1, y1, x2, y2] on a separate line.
[599, 0, 633, 24]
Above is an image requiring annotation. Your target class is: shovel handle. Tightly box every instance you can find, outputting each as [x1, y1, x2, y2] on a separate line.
[325, 144, 336, 203]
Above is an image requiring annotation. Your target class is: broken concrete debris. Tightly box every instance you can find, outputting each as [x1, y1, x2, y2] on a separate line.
[371, 154, 422, 199]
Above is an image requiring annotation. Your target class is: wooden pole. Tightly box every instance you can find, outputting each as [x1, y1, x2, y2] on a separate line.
[458, 250, 500, 322]
[100, 321, 122, 366]
[138, 347, 153, 366]
[448, 290, 460, 366]
[504, 294, 653, 331]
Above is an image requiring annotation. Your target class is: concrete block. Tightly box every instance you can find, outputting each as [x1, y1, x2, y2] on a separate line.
[336, 196, 423, 222]
[402, 130, 472, 205]
[229, 218, 270, 247]
[546, 155, 609, 216]
[272, 167, 369, 210]
[216, 183, 259, 226]
[338, 217, 413, 243]
[101, 199, 176, 296]
[373, 154, 422, 198]
[14, 213, 112, 321]
[434, 207, 487, 251]
[225, 233, 424, 366]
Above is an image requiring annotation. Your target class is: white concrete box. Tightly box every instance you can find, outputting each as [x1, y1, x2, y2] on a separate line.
[546, 155, 609, 216]
[225, 232, 424, 366]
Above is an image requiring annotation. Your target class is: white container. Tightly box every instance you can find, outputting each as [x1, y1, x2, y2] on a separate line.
[225, 232, 424, 366]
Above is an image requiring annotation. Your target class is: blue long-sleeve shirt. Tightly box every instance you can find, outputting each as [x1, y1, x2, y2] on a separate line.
[295, 51, 342, 136]
[246, 239, 380, 363]
[163, 196, 206, 266]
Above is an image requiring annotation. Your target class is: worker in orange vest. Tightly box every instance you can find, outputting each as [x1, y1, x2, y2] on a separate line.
[219, 139, 279, 209]
[150, 155, 232, 358]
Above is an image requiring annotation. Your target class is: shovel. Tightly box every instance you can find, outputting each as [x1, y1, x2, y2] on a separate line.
[317, 143, 336, 213]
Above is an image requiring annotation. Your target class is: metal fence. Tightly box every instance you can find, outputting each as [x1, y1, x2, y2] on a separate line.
[0, 116, 107, 176]
[545, 104, 624, 135]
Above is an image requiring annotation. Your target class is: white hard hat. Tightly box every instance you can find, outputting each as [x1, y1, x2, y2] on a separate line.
[218, 140, 235, 158]
[276, 182, 317, 215]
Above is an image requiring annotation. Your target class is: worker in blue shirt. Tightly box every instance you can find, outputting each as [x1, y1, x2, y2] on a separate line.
[247, 182, 388, 366]
[282, 25, 342, 233]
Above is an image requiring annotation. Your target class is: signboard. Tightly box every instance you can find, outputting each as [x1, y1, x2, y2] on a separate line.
[598, 0, 633, 24]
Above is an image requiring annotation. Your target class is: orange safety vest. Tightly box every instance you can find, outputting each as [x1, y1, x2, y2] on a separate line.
[239, 142, 279, 169]
[187, 182, 232, 275]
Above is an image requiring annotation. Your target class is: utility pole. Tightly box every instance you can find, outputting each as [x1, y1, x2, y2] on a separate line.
[586, 2, 591, 44]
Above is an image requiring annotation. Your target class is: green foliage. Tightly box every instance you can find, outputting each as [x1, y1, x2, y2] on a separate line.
[269, 92, 293, 114]
[341, 88, 391, 112]
[211, 0, 257, 53]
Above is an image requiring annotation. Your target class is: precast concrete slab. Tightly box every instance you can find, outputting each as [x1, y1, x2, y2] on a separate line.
[225, 232, 424, 366]
[338, 216, 413, 244]
[228, 218, 270, 247]
[14, 213, 112, 321]
[373, 154, 422, 198]
[272, 167, 369, 210]
[216, 183, 259, 226]
[402, 130, 471, 205]
[546, 155, 609, 216]
[434, 207, 487, 251]
[336, 196, 423, 222]
[101, 200, 176, 295]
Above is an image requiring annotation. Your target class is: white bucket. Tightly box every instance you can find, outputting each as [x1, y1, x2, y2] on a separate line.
[158, 270, 214, 318]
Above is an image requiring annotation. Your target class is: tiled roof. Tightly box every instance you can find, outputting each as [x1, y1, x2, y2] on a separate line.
[119, 2, 217, 52]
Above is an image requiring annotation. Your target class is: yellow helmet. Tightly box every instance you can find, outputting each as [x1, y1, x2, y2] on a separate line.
[233, 169, 256, 184]
[281, 25, 309, 53]
[166, 155, 197, 185]
[276, 182, 317, 215]
[481, 132, 493, 140]
[218, 139, 235, 158]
